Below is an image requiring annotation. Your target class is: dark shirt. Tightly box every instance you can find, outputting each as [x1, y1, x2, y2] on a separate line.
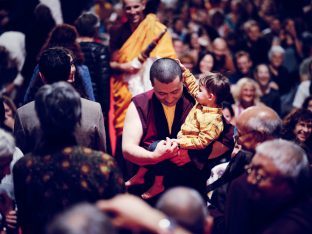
[13, 146, 125, 234]
[79, 41, 111, 116]
[260, 88, 281, 115]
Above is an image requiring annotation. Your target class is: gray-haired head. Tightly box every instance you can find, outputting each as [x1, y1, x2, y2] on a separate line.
[156, 187, 211, 234]
[255, 139, 310, 189]
[268, 45, 285, 61]
[150, 58, 182, 85]
[35, 81, 81, 137]
[47, 203, 116, 234]
[0, 129, 15, 159]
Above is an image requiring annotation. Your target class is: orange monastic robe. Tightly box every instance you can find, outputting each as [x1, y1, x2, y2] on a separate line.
[111, 14, 176, 136]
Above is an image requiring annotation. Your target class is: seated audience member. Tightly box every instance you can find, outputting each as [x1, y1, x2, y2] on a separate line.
[229, 51, 253, 84]
[268, 45, 297, 116]
[14, 47, 106, 154]
[13, 82, 124, 234]
[0, 98, 11, 132]
[302, 95, 312, 112]
[1, 96, 16, 131]
[194, 52, 215, 76]
[122, 58, 234, 201]
[126, 63, 231, 199]
[241, 20, 270, 65]
[47, 203, 117, 234]
[254, 64, 281, 115]
[281, 108, 312, 162]
[211, 38, 235, 74]
[222, 101, 235, 126]
[97, 194, 193, 234]
[207, 106, 282, 219]
[231, 77, 262, 118]
[293, 60, 312, 109]
[0, 129, 23, 233]
[225, 139, 312, 234]
[156, 187, 213, 234]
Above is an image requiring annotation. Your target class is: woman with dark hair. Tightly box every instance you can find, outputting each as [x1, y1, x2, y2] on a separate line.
[254, 64, 281, 115]
[1, 95, 16, 131]
[281, 108, 312, 162]
[194, 52, 215, 76]
[23, 24, 95, 104]
[0, 97, 13, 132]
[302, 95, 312, 112]
[222, 101, 235, 126]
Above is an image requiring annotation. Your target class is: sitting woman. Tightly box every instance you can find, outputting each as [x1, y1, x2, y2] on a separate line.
[281, 108, 312, 163]
[231, 77, 263, 119]
[253, 64, 281, 115]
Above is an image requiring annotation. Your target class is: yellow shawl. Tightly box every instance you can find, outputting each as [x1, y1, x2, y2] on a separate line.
[111, 14, 176, 136]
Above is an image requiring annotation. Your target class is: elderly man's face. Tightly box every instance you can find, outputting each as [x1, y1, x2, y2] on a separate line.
[153, 76, 183, 107]
[270, 52, 284, 68]
[246, 153, 290, 202]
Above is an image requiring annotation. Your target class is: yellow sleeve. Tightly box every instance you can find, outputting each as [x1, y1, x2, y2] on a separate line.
[179, 112, 224, 150]
[183, 69, 199, 99]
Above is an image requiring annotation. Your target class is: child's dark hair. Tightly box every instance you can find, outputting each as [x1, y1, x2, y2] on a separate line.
[199, 72, 231, 107]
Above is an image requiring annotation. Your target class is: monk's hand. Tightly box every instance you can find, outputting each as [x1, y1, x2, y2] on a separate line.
[170, 149, 191, 166]
[153, 140, 178, 161]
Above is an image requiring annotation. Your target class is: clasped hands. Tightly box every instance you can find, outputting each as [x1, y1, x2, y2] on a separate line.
[153, 137, 190, 166]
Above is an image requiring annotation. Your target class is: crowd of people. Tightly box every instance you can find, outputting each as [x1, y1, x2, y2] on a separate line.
[0, 0, 312, 233]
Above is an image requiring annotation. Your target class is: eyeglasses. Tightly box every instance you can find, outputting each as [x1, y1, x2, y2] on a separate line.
[244, 164, 271, 185]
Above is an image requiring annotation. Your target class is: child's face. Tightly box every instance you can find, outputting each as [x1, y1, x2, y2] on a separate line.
[196, 85, 210, 106]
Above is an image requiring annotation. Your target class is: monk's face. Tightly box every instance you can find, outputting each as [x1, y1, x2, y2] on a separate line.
[153, 76, 183, 107]
[123, 0, 145, 27]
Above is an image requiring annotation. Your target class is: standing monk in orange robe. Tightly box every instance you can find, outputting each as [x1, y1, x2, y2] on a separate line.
[109, 0, 176, 172]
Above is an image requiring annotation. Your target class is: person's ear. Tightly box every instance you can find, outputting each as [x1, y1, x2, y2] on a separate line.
[39, 72, 47, 84]
[141, 0, 146, 10]
[204, 216, 214, 234]
[208, 92, 216, 102]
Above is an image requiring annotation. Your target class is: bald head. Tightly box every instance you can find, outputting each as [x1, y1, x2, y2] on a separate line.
[236, 106, 282, 151]
[156, 187, 211, 234]
[212, 38, 228, 59]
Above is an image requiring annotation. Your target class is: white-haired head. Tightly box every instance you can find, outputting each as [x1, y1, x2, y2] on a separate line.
[0, 129, 15, 158]
[255, 139, 309, 182]
[268, 45, 285, 61]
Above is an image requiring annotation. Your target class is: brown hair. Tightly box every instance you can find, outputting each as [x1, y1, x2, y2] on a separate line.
[199, 72, 231, 107]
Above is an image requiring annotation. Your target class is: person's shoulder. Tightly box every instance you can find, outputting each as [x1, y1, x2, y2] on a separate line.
[17, 101, 35, 113]
[13, 153, 34, 171]
[132, 90, 154, 102]
[67, 146, 116, 163]
[81, 98, 101, 109]
[109, 22, 130, 35]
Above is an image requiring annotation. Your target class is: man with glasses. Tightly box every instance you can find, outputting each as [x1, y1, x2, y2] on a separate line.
[231, 139, 312, 233]
[208, 105, 282, 233]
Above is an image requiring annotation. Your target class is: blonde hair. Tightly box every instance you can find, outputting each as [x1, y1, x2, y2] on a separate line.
[231, 77, 261, 103]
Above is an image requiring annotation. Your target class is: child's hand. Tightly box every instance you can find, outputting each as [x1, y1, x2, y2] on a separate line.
[175, 59, 187, 72]
[165, 137, 179, 150]
[169, 138, 180, 145]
